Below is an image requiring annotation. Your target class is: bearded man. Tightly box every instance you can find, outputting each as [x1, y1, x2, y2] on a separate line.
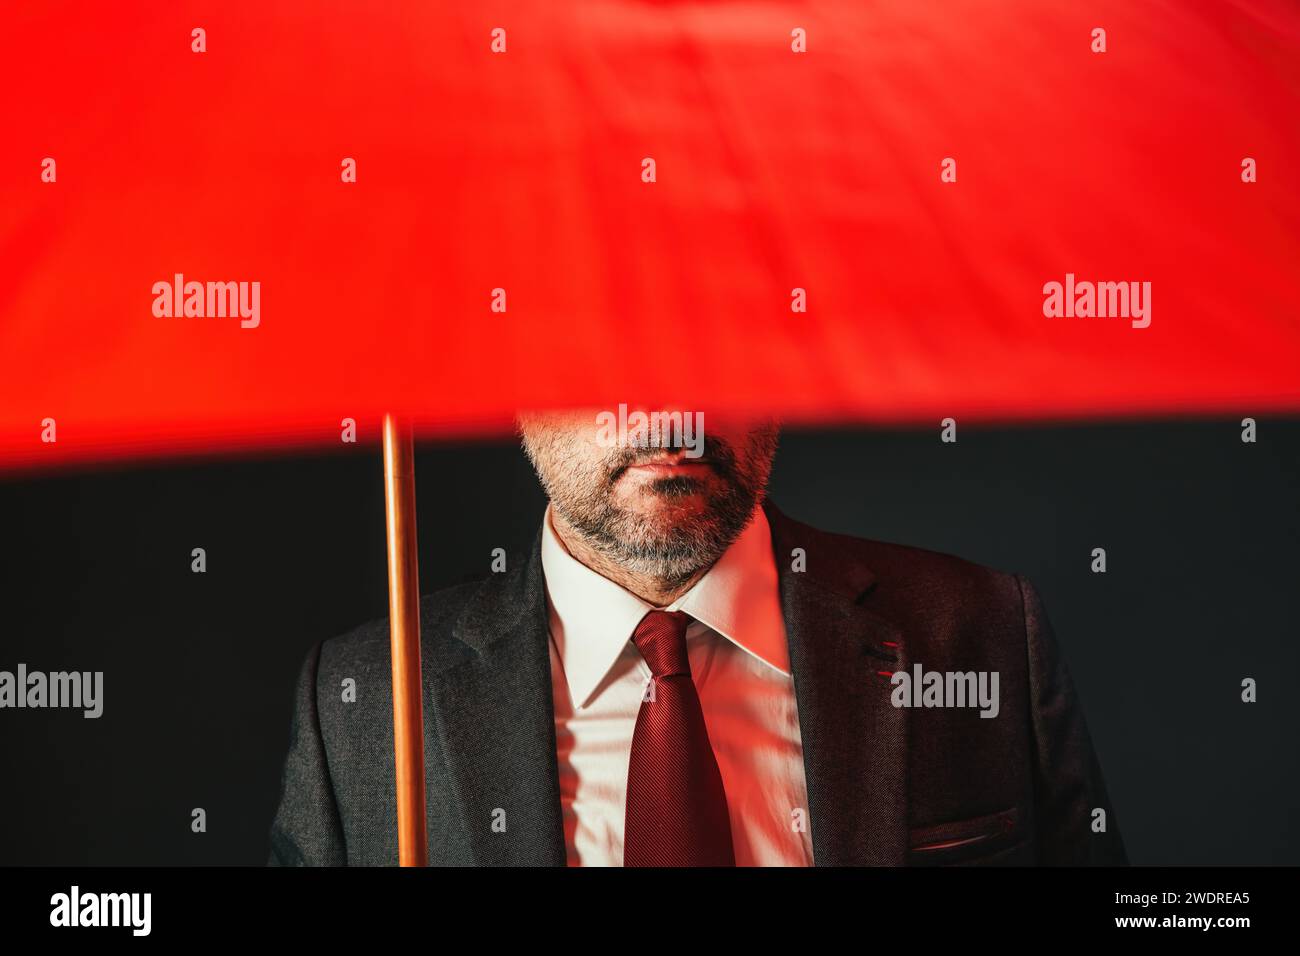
[267, 410, 1126, 867]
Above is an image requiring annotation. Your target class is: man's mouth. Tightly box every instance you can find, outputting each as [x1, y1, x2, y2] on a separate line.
[615, 451, 713, 480]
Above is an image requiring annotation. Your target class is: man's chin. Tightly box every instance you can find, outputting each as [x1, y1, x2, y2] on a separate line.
[619, 490, 713, 524]
[621, 505, 733, 552]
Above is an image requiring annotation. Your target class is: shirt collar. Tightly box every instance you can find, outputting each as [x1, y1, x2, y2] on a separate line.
[540, 502, 790, 710]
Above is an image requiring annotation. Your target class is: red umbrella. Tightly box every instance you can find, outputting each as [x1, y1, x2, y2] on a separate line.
[3, 0, 1298, 863]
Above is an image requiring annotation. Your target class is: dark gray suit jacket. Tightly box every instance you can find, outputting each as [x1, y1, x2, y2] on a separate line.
[267, 499, 1127, 866]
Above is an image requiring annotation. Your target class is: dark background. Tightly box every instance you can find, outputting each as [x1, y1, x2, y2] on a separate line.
[1, 420, 1296, 865]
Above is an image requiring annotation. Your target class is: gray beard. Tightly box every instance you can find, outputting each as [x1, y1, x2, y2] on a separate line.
[520, 422, 779, 587]
[557, 473, 763, 586]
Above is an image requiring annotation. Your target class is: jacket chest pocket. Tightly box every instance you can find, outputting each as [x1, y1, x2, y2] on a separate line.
[907, 806, 1025, 865]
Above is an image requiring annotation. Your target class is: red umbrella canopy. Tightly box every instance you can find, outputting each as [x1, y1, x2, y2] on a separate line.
[3, 0, 1299, 471]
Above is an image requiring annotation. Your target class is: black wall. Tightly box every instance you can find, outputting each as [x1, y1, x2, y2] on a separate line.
[1, 420, 1296, 864]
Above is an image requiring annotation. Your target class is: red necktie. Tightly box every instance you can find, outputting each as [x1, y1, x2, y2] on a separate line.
[623, 609, 736, 867]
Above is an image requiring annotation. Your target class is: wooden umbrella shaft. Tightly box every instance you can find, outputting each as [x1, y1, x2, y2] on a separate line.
[382, 413, 428, 866]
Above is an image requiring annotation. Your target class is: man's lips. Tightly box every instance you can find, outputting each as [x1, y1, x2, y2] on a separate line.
[615, 452, 713, 479]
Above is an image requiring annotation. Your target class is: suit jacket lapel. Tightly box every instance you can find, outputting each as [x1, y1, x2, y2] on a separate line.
[424, 523, 567, 865]
[765, 499, 910, 865]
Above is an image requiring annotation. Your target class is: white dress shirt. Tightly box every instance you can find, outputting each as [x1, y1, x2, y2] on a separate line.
[542, 503, 815, 866]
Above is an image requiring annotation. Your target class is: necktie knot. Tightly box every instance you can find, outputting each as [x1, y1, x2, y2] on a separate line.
[631, 609, 691, 678]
